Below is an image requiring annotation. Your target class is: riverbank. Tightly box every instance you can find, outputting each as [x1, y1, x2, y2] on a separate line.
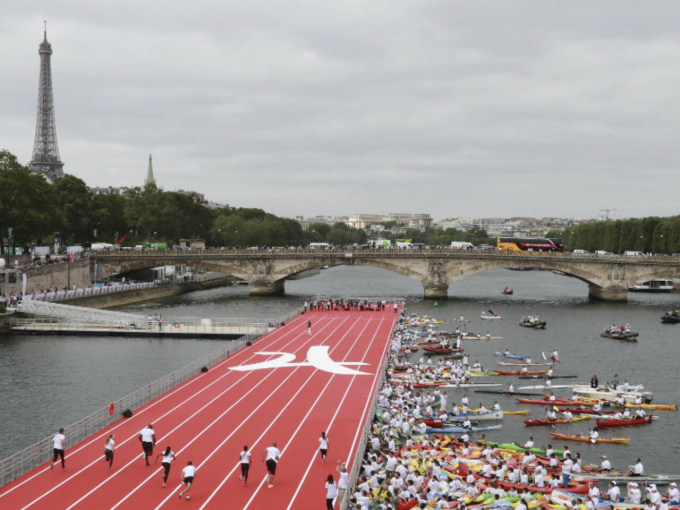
[63, 275, 237, 309]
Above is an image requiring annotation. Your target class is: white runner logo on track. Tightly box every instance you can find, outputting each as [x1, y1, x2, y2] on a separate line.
[230, 346, 370, 375]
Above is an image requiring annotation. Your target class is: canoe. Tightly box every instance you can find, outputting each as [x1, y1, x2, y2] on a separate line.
[426, 424, 502, 433]
[549, 432, 631, 444]
[440, 383, 503, 388]
[516, 398, 593, 406]
[595, 416, 654, 427]
[571, 472, 680, 483]
[495, 351, 527, 360]
[504, 410, 530, 415]
[578, 398, 676, 411]
[496, 370, 549, 376]
[554, 407, 620, 415]
[481, 315, 502, 320]
[519, 375, 578, 379]
[518, 384, 583, 390]
[498, 361, 554, 366]
[524, 416, 590, 427]
[473, 390, 544, 396]
[482, 441, 565, 456]
[422, 346, 457, 354]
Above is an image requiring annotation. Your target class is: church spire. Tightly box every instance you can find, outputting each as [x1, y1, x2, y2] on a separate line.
[145, 153, 156, 187]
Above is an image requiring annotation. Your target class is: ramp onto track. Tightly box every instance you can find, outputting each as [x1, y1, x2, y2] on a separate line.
[17, 300, 145, 325]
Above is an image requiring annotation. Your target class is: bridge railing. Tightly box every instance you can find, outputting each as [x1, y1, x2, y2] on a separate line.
[0, 309, 301, 489]
[89, 248, 679, 262]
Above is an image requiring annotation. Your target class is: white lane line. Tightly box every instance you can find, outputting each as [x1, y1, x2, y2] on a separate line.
[147, 315, 363, 510]
[89, 316, 354, 510]
[0, 313, 308, 500]
[17, 315, 313, 508]
[240, 316, 388, 510]
[285, 313, 398, 509]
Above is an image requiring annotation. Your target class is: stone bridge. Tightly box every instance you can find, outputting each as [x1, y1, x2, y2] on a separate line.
[89, 250, 680, 302]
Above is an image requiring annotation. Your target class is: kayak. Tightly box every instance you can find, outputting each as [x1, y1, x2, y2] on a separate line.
[519, 321, 547, 329]
[483, 441, 565, 456]
[495, 351, 526, 360]
[555, 407, 620, 415]
[517, 398, 593, 406]
[578, 398, 677, 411]
[441, 383, 503, 388]
[472, 390, 544, 396]
[519, 375, 578, 379]
[549, 432, 631, 444]
[504, 410, 530, 415]
[571, 472, 680, 484]
[496, 370, 549, 376]
[498, 361, 554, 366]
[422, 346, 457, 354]
[524, 416, 591, 427]
[426, 424, 502, 433]
[518, 384, 584, 390]
[481, 314, 502, 320]
[595, 416, 655, 427]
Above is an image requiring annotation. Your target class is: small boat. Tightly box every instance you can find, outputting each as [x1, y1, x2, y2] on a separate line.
[426, 424, 502, 433]
[524, 416, 591, 427]
[595, 416, 655, 427]
[519, 374, 578, 379]
[496, 369, 549, 376]
[440, 383, 503, 388]
[502, 287, 514, 295]
[474, 390, 545, 396]
[629, 278, 674, 292]
[600, 329, 639, 341]
[518, 384, 584, 390]
[571, 472, 680, 483]
[422, 346, 456, 354]
[661, 310, 680, 324]
[573, 386, 653, 404]
[516, 398, 592, 406]
[554, 407, 620, 415]
[498, 361, 553, 366]
[481, 312, 502, 320]
[504, 410, 530, 415]
[549, 432, 631, 444]
[494, 351, 526, 360]
[519, 318, 547, 329]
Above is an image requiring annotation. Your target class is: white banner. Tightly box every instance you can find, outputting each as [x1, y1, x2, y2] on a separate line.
[22, 273, 27, 297]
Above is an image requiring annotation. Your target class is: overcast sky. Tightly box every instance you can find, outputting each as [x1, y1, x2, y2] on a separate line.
[2, 1, 680, 221]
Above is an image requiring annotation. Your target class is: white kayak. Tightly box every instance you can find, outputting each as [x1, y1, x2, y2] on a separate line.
[498, 361, 554, 366]
[441, 383, 503, 388]
[480, 315, 502, 320]
[573, 385, 653, 404]
[571, 472, 680, 484]
[518, 384, 586, 390]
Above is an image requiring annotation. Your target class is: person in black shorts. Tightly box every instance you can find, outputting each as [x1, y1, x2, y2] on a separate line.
[239, 445, 251, 485]
[262, 442, 281, 488]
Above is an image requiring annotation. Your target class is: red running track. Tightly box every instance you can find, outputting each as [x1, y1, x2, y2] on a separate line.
[0, 308, 397, 510]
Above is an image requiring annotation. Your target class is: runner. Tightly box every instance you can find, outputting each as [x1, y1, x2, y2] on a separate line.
[263, 442, 281, 488]
[178, 461, 196, 500]
[104, 434, 116, 471]
[138, 424, 156, 466]
[239, 445, 251, 485]
[325, 474, 338, 510]
[51, 428, 66, 470]
[319, 432, 329, 463]
[307, 320, 312, 336]
[155, 446, 176, 488]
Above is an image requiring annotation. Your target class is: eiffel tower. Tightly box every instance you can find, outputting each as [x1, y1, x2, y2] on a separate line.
[29, 22, 64, 181]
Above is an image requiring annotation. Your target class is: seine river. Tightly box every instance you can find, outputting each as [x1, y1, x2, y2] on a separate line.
[1, 266, 678, 475]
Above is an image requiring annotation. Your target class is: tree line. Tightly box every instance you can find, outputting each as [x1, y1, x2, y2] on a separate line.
[0, 150, 369, 252]
[556, 217, 680, 254]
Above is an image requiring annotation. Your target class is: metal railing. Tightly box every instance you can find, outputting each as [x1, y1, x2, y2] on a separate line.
[0, 308, 300, 488]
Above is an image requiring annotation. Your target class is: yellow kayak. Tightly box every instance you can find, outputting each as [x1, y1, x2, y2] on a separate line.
[578, 398, 677, 411]
[504, 410, 530, 415]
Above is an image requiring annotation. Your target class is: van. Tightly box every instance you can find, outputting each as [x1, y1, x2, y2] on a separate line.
[573, 249, 589, 255]
[595, 250, 614, 256]
[625, 251, 644, 257]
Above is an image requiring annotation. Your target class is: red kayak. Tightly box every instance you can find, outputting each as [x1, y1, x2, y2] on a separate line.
[496, 370, 549, 376]
[422, 346, 457, 354]
[555, 408, 619, 415]
[596, 416, 654, 427]
[524, 417, 590, 427]
[456, 463, 588, 495]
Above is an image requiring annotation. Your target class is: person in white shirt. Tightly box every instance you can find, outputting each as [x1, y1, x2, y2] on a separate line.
[263, 442, 281, 488]
[627, 483, 642, 504]
[561, 453, 573, 488]
[178, 461, 196, 500]
[589, 482, 601, 500]
[138, 424, 156, 467]
[337, 461, 349, 504]
[589, 428, 599, 443]
[665, 482, 680, 504]
[600, 455, 612, 472]
[325, 474, 338, 510]
[606, 481, 621, 502]
[626, 458, 644, 477]
[51, 428, 66, 470]
[524, 437, 534, 448]
[319, 432, 330, 463]
[155, 446, 176, 488]
[104, 434, 116, 471]
[239, 445, 252, 485]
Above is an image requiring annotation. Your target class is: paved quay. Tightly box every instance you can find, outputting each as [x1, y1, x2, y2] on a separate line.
[0, 307, 398, 509]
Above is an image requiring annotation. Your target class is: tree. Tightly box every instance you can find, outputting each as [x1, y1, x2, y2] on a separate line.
[0, 150, 62, 255]
[53, 174, 93, 244]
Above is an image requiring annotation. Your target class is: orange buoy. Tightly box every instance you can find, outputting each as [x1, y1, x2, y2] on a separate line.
[109, 402, 115, 416]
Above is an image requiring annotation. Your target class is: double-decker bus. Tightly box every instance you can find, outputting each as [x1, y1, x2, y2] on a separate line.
[497, 237, 565, 253]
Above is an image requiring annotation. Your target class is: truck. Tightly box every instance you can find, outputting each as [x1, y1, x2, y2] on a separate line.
[367, 239, 391, 248]
[451, 241, 475, 250]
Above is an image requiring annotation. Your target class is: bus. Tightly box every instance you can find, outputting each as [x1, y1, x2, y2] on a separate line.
[309, 242, 331, 249]
[497, 237, 565, 253]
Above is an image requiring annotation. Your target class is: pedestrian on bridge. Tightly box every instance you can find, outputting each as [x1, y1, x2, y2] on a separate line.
[51, 428, 66, 470]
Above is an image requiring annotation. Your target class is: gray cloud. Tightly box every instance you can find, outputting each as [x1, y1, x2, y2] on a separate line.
[2, 1, 680, 220]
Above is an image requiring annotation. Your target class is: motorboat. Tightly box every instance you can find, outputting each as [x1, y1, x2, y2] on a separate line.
[629, 278, 673, 292]
[519, 316, 547, 329]
[501, 287, 513, 295]
[661, 310, 680, 324]
[481, 310, 501, 320]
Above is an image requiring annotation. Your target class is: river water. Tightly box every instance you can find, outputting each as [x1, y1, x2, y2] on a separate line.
[1, 266, 679, 476]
